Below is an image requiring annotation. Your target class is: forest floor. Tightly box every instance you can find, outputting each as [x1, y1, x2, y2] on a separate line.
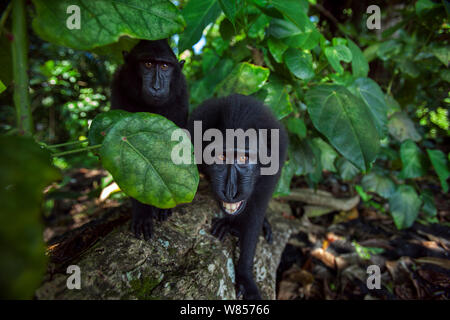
[43, 168, 450, 300]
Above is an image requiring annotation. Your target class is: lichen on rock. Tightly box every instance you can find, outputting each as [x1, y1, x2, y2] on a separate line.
[36, 187, 299, 300]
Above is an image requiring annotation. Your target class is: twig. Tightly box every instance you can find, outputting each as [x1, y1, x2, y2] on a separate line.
[46, 139, 89, 149]
[278, 188, 360, 211]
[51, 145, 101, 157]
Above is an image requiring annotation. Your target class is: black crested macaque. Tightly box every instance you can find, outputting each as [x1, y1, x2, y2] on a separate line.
[188, 94, 288, 299]
[111, 39, 188, 240]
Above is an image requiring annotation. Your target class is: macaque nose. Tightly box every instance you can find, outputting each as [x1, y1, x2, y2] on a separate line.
[152, 79, 161, 91]
[225, 166, 238, 200]
[152, 70, 161, 91]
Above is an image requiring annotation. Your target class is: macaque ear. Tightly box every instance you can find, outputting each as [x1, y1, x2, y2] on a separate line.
[179, 60, 185, 69]
[122, 51, 129, 62]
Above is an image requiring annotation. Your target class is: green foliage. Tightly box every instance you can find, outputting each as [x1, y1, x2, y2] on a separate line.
[32, 0, 185, 51]
[268, 18, 320, 50]
[0, 80, 5, 94]
[284, 48, 314, 80]
[286, 117, 306, 140]
[399, 140, 427, 179]
[271, 0, 309, 30]
[388, 112, 422, 142]
[336, 158, 360, 181]
[256, 75, 293, 120]
[353, 241, 384, 260]
[324, 44, 352, 74]
[219, 0, 242, 26]
[88, 109, 130, 146]
[427, 149, 450, 193]
[348, 77, 388, 137]
[268, 37, 288, 63]
[0, 135, 60, 298]
[178, 0, 221, 52]
[312, 138, 338, 173]
[99, 112, 199, 208]
[216, 62, 269, 96]
[7, 0, 450, 302]
[389, 185, 422, 230]
[289, 138, 317, 176]
[420, 189, 437, 219]
[305, 85, 380, 171]
[1, 5, 449, 299]
[361, 172, 395, 199]
[175, 0, 448, 229]
[347, 39, 369, 78]
[273, 160, 295, 197]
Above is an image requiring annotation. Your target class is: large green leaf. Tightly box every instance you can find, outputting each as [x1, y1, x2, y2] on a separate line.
[202, 49, 221, 73]
[388, 112, 421, 142]
[32, 0, 185, 51]
[312, 137, 338, 172]
[91, 36, 139, 63]
[305, 85, 380, 171]
[431, 46, 449, 66]
[398, 59, 420, 78]
[271, 0, 309, 30]
[420, 190, 437, 219]
[289, 138, 316, 176]
[336, 158, 360, 181]
[385, 94, 401, 116]
[307, 141, 324, 184]
[284, 48, 314, 81]
[88, 110, 131, 146]
[190, 58, 235, 106]
[286, 117, 306, 139]
[268, 18, 319, 50]
[273, 160, 295, 197]
[268, 37, 288, 63]
[400, 140, 427, 179]
[248, 15, 271, 40]
[361, 172, 395, 199]
[178, 0, 222, 52]
[389, 185, 422, 229]
[347, 39, 369, 78]
[254, 75, 293, 120]
[324, 45, 352, 74]
[0, 135, 60, 299]
[349, 77, 387, 137]
[216, 62, 270, 96]
[427, 149, 450, 193]
[218, 0, 240, 25]
[100, 113, 199, 208]
[377, 40, 402, 61]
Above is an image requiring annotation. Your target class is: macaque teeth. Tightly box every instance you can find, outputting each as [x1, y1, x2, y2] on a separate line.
[222, 201, 243, 214]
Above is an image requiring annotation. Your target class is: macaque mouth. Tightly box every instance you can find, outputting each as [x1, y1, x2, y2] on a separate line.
[150, 92, 168, 100]
[221, 200, 245, 215]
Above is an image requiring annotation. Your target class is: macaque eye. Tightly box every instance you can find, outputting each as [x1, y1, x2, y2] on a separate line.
[144, 61, 153, 68]
[238, 155, 248, 164]
[160, 63, 169, 70]
[217, 154, 225, 161]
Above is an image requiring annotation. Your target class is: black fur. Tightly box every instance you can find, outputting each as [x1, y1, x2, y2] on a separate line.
[111, 39, 188, 127]
[111, 39, 189, 240]
[188, 94, 288, 299]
